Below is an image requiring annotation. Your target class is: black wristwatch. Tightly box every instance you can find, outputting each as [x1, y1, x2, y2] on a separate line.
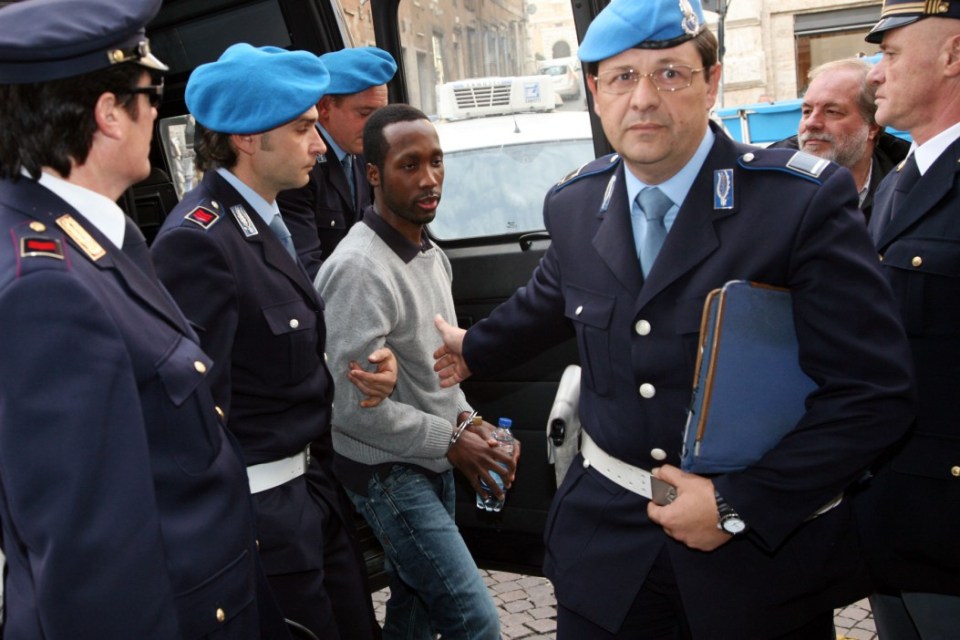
[715, 490, 747, 535]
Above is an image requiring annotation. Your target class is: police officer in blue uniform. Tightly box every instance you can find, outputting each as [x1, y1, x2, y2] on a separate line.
[278, 47, 397, 278]
[857, 1, 960, 637]
[150, 44, 395, 640]
[434, 0, 916, 637]
[0, 2, 289, 638]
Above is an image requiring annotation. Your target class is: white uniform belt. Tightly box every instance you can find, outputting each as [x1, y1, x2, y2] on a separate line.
[581, 431, 655, 500]
[247, 447, 309, 494]
[581, 432, 842, 517]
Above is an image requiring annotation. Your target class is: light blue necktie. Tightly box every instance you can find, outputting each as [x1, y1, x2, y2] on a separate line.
[268, 212, 297, 261]
[638, 187, 673, 277]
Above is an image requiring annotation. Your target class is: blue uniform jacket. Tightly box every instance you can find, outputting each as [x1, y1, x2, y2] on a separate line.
[462, 125, 915, 638]
[858, 136, 960, 596]
[0, 177, 282, 638]
[277, 129, 373, 279]
[151, 170, 344, 576]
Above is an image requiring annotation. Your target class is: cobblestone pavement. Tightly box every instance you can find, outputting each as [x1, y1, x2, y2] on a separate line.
[373, 570, 879, 639]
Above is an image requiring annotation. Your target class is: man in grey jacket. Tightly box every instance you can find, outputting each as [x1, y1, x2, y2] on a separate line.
[315, 104, 518, 640]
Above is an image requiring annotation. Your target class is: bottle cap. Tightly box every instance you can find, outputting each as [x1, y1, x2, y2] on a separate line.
[498, 417, 512, 429]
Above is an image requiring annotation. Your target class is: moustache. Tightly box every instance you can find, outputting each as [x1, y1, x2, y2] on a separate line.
[799, 133, 834, 146]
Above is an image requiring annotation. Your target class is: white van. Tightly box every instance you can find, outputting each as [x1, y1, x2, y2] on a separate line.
[537, 60, 581, 100]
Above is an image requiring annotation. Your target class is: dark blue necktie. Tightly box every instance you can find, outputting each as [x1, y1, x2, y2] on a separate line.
[871, 154, 919, 242]
[121, 216, 158, 279]
[342, 154, 356, 206]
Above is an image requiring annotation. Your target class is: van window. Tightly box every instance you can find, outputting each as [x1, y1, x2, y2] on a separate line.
[387, 0, 594, 241]
[150, 0, 290, 75]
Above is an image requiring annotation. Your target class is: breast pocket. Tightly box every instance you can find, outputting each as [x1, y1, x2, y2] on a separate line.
[261, 298, 319, 384]
[155, 335, 219, 473]
[564, 285, 615, 396]
[316, 204, 348, 231]
[883, 237, 960, 336]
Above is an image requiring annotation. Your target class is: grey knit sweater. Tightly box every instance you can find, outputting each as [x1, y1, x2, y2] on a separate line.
[314, 218, 471, 472]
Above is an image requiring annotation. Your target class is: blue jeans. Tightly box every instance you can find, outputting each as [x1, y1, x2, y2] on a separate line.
[346, 466, 500, 640]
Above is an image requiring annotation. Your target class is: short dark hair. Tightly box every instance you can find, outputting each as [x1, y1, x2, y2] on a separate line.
[0, 64, 144, 180]
[584, 28, 719, 82]
[363, 103, 429, 171]
[193, 122, 238, 172]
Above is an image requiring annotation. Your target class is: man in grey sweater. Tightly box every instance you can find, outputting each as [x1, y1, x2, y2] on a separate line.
[314, 104, 518, 640]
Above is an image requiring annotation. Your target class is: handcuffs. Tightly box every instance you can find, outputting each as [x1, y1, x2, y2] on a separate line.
[449, 410, 481, 445]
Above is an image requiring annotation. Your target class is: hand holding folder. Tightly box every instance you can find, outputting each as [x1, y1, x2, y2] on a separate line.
[681, 280, 817, 474]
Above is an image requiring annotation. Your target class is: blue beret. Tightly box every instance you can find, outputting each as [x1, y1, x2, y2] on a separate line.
[0, 0, 167, 84]
[186, 44, 330, 135]
[319, 47, 397, 95]
[866, 0, 960, 43]
[579, 0, 706, 63]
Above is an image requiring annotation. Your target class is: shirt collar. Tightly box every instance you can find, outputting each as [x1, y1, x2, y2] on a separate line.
[318, 123, 348, 163]
[912, 120, 960, 175]
[216, 167, 280, 225]
[362, 207, 433, 264]
[623, 127, 715, 213]
[35, 169, 126, 248]
[859, 161, 873, 208]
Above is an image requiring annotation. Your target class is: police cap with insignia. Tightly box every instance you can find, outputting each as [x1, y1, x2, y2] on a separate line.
[320, 47, 397, 95]
[579, 0, 706, 63]
[0, 0, 167, 84]
[186, 43, 330, 135]
[866, 0, 960, 43]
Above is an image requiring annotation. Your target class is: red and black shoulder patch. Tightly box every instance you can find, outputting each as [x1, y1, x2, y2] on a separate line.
[20, 236, 64, 260]
[184, 206, 221, 229]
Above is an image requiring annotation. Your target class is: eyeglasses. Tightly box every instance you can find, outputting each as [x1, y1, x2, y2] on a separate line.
[594, 65, 704, 95]
[121, 78, 165, 108]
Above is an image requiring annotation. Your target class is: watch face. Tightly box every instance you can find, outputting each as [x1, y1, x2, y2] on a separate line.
[722, 516, 746, 535]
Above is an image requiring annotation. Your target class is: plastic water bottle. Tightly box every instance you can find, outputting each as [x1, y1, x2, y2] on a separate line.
[476, 417, 515, 512]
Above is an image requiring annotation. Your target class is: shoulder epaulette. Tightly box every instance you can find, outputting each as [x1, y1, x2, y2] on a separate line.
[737, 149, 831, 185]
[11, 220, 69, 277]
[182, 203, 222, 230]
[554, 153, 620, 192]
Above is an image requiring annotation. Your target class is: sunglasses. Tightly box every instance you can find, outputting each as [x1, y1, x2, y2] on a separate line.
[122, 77, 165, 108]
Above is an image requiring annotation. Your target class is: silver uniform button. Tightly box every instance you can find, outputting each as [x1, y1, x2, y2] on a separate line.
[575, 305, 583, 316]
[289, 318, 299, 329]
[330, 220, 336, 227]
[194, 361, 207, 374]
[650, 448, 667, 461]
[743, 152, 755, 162]
[635, 320, 651, 336]
[639, 383, 656, 398]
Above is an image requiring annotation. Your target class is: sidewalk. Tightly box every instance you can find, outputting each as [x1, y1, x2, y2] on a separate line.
[372, 570, 878, 639]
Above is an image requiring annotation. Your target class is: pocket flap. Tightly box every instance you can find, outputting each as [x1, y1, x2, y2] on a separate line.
[563, 286, 615, 329]
[156, 336, 212, 408]
[883, 238, 960, 277]
[891, 432, 960, 479]
[262, 299, 317, 336]
[175, 549, 256, 636]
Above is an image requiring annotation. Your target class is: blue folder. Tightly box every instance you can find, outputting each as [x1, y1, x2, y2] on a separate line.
[681, 280, 817, 474]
